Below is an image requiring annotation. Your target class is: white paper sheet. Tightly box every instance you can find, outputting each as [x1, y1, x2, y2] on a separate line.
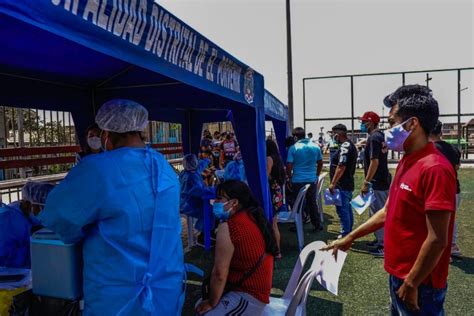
[350, 192, 376, 215]
[314, 242, 347, 296]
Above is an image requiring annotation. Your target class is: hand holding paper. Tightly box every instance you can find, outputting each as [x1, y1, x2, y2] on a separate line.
[350, 191, 376, 215]
[314, 241, 347, 295]
[324, 188, 342, 206]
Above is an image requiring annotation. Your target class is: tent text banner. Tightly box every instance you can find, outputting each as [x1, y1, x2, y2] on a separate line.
[48, 0, 256, 105]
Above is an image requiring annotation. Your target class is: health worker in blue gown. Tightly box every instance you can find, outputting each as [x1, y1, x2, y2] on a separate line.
[39, 99, 185, 316]
[0, 181, 54, 268]
[223, 152, 247, 182]
[179, 154, 215, 232]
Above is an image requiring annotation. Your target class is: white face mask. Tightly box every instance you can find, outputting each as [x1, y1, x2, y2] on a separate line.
[87, 136, 102, 151]
[384, 118, 413, 152]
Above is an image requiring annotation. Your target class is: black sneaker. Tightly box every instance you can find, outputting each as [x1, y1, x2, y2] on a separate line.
[369, 246, 384, 257]
[367, 240, 378, 249]
[303, 216, 311, 224]
[313, 225, 323, 232]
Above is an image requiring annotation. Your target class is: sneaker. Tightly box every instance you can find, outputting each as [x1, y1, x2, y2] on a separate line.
[451, 244, 462, 258]
[303, 216, 311, 224]
[366, 240, 378, 249]
[313, 225, 323, 232]
[369, 246, 384, 257]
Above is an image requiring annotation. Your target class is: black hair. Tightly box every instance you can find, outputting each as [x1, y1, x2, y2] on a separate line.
[217, 180, 279, 256]
[292, 127, 306, 140]
[285, 136, 295, 148]
[307, 132, 313, 138]
[396, 94, 439, 134]
[87, 123, 101, 134]
[266, 139, 286, 186]
[384, 84, 432, 108]
[430, 120, 443, 136]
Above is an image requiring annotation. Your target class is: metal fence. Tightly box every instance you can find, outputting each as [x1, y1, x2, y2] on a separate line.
[0, 106, 78, 180]
[303, 67, 474, 161]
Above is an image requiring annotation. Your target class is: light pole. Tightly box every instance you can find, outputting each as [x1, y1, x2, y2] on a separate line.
[286, 0, 294, 130]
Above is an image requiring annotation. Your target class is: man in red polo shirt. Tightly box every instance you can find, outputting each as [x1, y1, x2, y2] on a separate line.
[323, 85, 456, 315]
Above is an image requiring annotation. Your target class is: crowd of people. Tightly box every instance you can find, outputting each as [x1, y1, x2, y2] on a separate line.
[0, 84, 464, 315]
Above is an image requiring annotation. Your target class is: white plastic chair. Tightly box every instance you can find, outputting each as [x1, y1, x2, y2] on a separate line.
[316, 172, 327, 224]
[263, 241, 327, 316]
[278, 184, 310, 252]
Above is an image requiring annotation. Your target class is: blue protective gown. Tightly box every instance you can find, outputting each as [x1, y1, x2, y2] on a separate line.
[223, 160, 247, 182]
[39, 147, 185, 315]
[197, 158, 211, 174]
[0, 202, 39, 268]
[179, 170, 214, 224]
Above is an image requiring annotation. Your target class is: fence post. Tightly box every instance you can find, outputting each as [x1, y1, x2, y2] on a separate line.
[350, 76, 355, 139]
[457, 69, 461, 150]
[303, 78, 306, 132]
[17, 108, 26, 178]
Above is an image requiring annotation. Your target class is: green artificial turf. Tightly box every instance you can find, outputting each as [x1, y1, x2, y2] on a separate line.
[182, 168, 474, 315]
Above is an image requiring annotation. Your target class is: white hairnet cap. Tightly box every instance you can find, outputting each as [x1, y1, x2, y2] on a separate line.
[22, 181, 55, 204]
[95, 99, 148, 133]
[183, 154, 198, 171]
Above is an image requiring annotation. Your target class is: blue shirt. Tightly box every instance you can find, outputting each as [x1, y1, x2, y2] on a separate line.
[287, 138, 323, 183]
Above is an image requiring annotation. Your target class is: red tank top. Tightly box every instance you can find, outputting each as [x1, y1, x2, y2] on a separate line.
[227, 210, 274, 303]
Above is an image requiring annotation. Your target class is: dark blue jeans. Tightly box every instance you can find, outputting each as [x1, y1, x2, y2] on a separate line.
[335, 190, 353, 236]
[389, 275, 447, 316]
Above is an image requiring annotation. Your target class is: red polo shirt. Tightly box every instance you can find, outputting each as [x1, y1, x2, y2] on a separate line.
[384, 143, 456, 289]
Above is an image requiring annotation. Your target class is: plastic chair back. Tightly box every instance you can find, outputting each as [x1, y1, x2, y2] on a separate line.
[316, 173, 327, 223]
[282, 240, 326, 300]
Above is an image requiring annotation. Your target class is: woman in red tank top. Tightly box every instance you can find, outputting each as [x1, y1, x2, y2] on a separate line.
[195, 180, 278, 316]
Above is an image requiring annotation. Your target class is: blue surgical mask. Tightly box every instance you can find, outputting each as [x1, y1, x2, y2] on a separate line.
[360, 123, 368, 133]
[213, 202, 231, 221]
[384, 118, 413, 152]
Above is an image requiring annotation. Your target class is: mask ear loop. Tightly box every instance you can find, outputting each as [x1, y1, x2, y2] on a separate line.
[401, 117, 415, 132]
[100, 130, 109, 152]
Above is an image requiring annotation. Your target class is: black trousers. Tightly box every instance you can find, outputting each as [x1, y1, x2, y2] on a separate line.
[289, 182, 320, 229]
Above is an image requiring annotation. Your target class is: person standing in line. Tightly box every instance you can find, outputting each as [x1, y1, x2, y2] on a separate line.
[266, 139, 286, 258]
[286, 127, 323, 231]
[359, 111, 392, 257]
[328, 124, 357, 238]
[429, 120, 462, 258]
[219, 132, 239, 168]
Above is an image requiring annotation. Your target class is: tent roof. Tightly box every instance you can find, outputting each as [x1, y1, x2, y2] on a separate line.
[0, 0, 264, 115]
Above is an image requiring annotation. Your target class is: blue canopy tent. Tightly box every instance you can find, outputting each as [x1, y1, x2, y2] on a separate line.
[264, 90, 289, 161]
[0, 0, 270, 216]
